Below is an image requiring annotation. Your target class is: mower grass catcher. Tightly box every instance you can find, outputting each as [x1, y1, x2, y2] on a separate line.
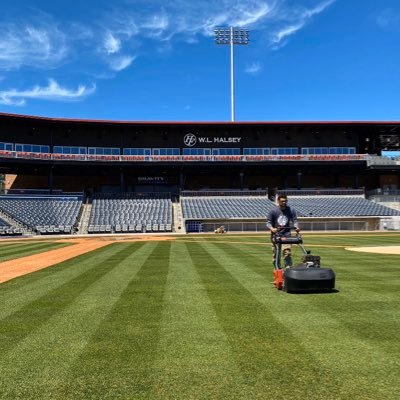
[272, 229, 335, 293]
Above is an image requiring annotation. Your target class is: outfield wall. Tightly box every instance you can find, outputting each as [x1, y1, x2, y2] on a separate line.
[187, 217, 380, 233]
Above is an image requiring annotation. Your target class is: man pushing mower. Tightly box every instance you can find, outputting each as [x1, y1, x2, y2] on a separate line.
[266, 194, 336, 293]
[266, 194, 300, 268]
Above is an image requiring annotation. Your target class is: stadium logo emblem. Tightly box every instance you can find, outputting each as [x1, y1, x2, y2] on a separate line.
[184, 133, 197, 147]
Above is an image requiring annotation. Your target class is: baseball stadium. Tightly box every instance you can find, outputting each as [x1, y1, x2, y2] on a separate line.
[1, 1, 400, 398]
[0, 111, 399, 399]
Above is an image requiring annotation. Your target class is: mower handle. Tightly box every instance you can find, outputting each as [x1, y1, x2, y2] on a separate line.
[271, 228, 302, 244]
[271, 226, 300, 235]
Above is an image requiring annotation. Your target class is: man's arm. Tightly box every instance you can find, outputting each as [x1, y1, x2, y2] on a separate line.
[292, 208, 300, 233]
[266, 209, 277, 233]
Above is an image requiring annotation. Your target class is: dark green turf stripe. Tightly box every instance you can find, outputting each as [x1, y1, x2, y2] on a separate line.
[61, 241, 171, 400]
[0, 242, 69, 262]
[187, 241, 340, 399]
[0, 243, 140, 356]
[0, 242, 127, 300]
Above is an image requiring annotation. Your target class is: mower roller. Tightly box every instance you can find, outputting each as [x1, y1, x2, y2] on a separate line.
[272, 228, 336, 293]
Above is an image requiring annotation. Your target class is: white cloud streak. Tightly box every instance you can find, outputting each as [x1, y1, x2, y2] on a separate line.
[109, 55, 136, 71]
[270, 0, 335, 47]
[0, 79, 96, 106]
[376, 8, 400, 32]
[0, 21, 68, 70]
[245, 62, 262, 74]
[104, 32, 121, 54]
[0, 0, 336, 101]
[100, 0, 334, 51]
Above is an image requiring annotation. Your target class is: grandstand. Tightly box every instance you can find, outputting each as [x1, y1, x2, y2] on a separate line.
[0, 113, 399, 235]
[0, 195, 81, 234]
[180, 190, 400, 233]
[88, 194, 172, 233]
[289, 196, 400, 217]
[0, 189, 398, 235]
[181, 197, 276, 219]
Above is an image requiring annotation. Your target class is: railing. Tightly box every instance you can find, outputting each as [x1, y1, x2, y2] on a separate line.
[277, 188, 365, 196]
[367, 189, 400, 196]
[0, 150, 369, 163]
[93, 192, 171, 199]
[366, 155, 397, 166]
[181, 190, 268, 197]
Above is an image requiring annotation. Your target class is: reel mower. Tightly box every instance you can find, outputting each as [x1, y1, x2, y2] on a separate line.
[272, 229, 336, 293]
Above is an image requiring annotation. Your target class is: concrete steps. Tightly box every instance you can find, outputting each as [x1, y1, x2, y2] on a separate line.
[172, 201, 185, 233]
[77, 203, 92, 234]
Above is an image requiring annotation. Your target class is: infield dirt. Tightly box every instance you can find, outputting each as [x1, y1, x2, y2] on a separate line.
[0, 236, 174, 284]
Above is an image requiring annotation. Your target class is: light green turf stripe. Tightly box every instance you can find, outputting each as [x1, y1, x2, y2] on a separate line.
[151, 241, 244, 399]
[190, 241, 338, 399]
[0, 244, 129, 320]
[204, 241, 398, 400]
[0, 241, 157, 400]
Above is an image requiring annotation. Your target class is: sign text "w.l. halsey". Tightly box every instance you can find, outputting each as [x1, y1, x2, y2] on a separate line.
[183, 133, 241, 147]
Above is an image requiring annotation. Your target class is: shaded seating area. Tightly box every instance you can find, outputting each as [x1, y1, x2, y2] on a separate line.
[289, 196, 400, 217]
[181, 195, 400, 220]
[0, 217, 23, 236]
[0, 196, 82, 234]
[181, 197, 276, 219]
[88, 195, 173, 233]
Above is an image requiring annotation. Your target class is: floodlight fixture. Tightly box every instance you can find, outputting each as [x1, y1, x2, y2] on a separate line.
[214, 27, 249, 122]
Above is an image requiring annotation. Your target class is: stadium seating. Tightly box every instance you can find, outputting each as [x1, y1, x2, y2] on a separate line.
[0, 196, 82, 234]
[88, 195, 173, 233]
[181, 195, 400, 219]
[181, 197, 277, 219]
[288, 196, 400, 217]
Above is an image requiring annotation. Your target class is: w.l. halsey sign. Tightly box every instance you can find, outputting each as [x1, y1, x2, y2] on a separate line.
[183, 133, 241, 147]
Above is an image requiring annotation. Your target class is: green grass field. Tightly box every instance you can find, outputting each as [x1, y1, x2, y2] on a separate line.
[0, 233, 399, 399]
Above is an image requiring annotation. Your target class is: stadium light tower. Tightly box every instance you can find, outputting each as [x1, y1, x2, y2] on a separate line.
[214, 27, 249, 122]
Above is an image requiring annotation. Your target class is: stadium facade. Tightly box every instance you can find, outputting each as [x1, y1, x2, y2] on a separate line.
[0, 112, 399, 196]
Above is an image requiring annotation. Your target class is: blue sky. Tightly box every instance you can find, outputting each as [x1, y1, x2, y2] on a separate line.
[0, 0, 399, 122]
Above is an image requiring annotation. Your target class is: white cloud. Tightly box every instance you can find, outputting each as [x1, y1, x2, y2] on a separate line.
[0, 21, 68, 70]
[269, 0, 335, 47]
[245, 62, 262, 74]
[0, 79, 96, 106]
[104, 32, 121, 54]
[376, 8, 400, 32]
[109, 55, 136, 71]
[103, 0, 334, 51]
[0, 1, 336, 86]
[230, 2, 275, 27]
[141, 12, 169, 37]
[270, 22, 305, 46]
[301, 0, 335, 19]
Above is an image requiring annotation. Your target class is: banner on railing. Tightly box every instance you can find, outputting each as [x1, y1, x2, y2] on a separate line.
[0, 150, 369, 163]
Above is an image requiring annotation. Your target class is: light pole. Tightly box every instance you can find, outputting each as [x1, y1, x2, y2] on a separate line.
[214, 27, 249, 122]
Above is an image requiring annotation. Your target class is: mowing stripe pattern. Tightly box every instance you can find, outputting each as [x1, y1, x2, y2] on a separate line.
[0, 242, 70, 263]
[0, 236, 399, 400]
